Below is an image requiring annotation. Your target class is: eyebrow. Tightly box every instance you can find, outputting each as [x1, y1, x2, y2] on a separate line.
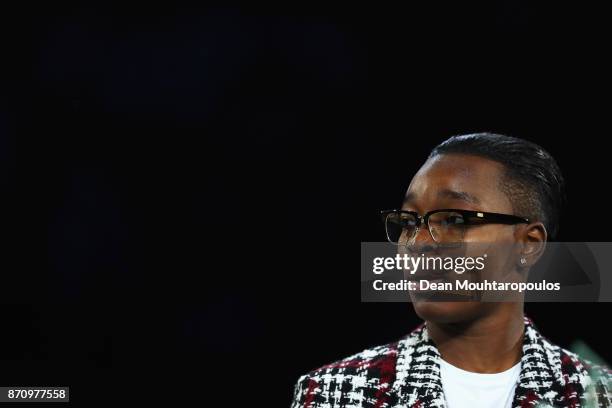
[403, 189, 481, 205]
[439, 189, 481, 205]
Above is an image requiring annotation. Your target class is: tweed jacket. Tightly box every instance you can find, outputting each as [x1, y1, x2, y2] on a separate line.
[291, 317, 611, 407]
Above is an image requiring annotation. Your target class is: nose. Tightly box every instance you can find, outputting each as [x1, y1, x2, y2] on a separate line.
[408, 223, 437, 253]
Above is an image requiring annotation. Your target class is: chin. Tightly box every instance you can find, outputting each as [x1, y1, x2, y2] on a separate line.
[412, 300, 486, 324]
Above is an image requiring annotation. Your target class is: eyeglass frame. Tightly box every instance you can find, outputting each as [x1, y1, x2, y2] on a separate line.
[380, 208, 530, 244]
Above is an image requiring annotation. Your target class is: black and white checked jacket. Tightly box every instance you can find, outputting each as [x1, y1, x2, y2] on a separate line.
[291, 317, 611, 407]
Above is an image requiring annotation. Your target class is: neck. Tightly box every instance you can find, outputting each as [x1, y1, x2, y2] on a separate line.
[427, 304, 524, 373]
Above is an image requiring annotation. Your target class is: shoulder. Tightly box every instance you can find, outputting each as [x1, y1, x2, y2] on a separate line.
[558, 345, 612, 391]
[290, 339, 401, 408]
[536, 328, 611, 404]
[538, 327, 611, 379]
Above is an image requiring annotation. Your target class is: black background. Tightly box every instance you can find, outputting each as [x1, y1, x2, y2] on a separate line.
[2, 1, 611, 407]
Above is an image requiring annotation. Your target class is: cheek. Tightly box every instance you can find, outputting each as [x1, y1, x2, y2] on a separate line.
[463, 240, 519, 276]
[465, 224, 516, 243]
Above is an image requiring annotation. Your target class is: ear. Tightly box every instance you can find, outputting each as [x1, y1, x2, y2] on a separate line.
[515, 221, 547, 269]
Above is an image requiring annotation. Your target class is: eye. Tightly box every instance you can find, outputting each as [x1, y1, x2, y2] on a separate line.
[442, 213, 465, 226]
[399, 214, 417, 227]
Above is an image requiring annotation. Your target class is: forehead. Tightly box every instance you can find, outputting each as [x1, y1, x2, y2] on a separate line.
[405, 153, 512, 211]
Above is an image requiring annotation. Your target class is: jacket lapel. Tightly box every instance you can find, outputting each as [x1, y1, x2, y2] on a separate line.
[512, 318, 559, 406]
[391, 324, 447, 407]
[512, 317, 591, 407]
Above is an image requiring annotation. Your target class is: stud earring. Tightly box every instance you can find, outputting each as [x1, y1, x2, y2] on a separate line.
[520, 257, 527, 265]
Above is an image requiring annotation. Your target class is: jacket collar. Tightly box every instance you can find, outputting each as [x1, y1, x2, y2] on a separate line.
[390, 317, 591, 407]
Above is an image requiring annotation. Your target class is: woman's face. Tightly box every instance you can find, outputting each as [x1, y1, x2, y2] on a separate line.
[403, 153, 533, 323]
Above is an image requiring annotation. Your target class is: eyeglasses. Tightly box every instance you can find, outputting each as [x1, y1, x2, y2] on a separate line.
[380, 209, 529, 245]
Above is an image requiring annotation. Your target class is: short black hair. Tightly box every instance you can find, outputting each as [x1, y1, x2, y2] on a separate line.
[429, 132, 566, 239]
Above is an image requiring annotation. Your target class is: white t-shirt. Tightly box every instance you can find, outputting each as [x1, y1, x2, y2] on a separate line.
[439, 358, 521, 408]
